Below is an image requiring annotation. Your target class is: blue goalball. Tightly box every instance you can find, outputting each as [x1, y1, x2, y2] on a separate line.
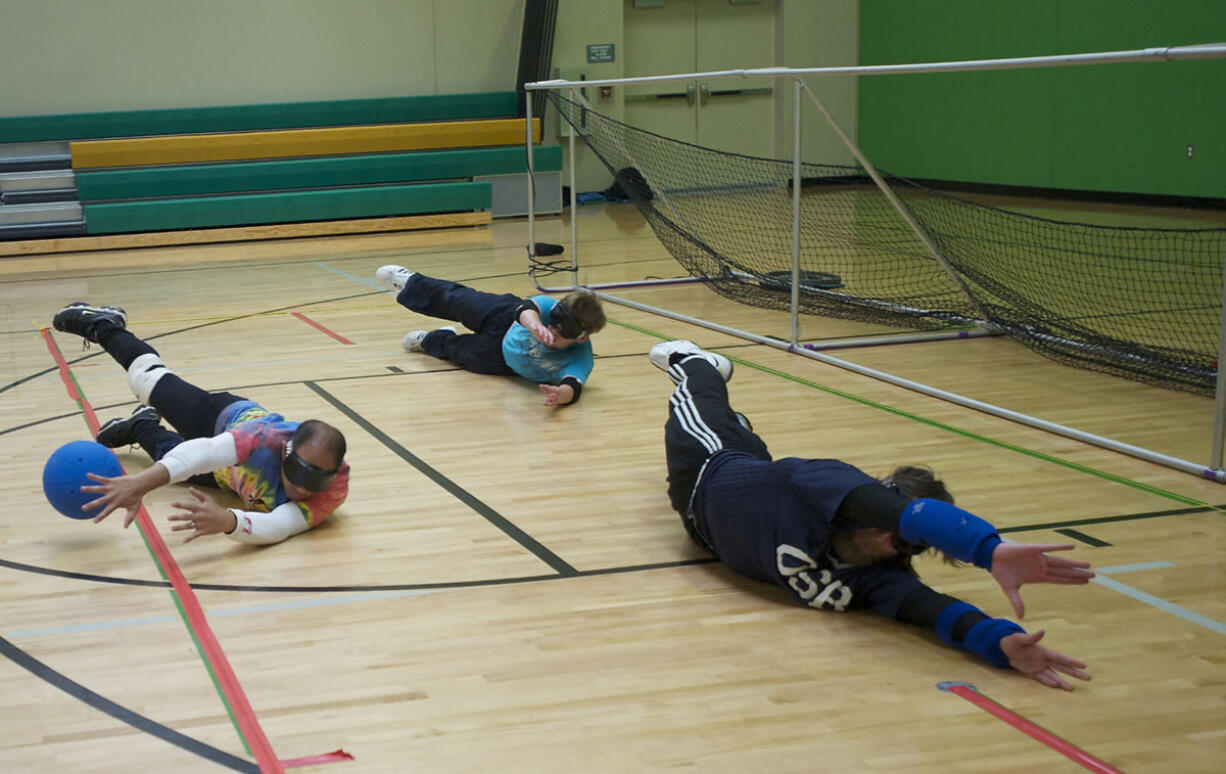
[42, 440, 123, 519]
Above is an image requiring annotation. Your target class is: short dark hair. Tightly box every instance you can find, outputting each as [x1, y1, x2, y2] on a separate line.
[883, 465, 953, 504]
[291, 420, 346, 467]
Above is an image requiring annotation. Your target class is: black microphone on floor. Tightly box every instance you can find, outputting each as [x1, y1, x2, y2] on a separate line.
[533, 242, 564, 256]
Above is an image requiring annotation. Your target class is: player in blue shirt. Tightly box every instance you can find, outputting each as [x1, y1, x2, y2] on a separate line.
[376, 266, 605, 407]
[651, 339, 1095, 690]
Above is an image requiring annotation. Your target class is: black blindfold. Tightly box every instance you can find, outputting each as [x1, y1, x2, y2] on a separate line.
[549, 301, 586, 340]
[282, 439, 339, 493]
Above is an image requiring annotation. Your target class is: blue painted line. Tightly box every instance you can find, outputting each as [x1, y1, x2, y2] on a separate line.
[313, 261, 385, 291]
[1096, 561, 1174, 574]
[1092, 573, 1226, 636]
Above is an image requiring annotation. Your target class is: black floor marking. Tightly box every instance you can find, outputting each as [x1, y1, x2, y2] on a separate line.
[386, 365, 404, 373]
[304, 380, 578, 576]
[1054, 528, 1112, 547]
[0, 636, 258, 773]
[0, 555, 715, 593]
[997, 503, 1223, 534]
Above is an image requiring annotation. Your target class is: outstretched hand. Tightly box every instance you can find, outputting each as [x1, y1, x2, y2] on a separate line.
[168, 488, 238, 543]
[80, 472, 152, 527]
[538, 383, 574, 407]
[1000, 630, 1091, 691]
[990, 542, 1094, 619]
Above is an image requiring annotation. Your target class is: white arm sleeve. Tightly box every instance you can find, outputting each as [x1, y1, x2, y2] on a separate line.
[225, 502, 311, 546]
[156, 433, 240, 483]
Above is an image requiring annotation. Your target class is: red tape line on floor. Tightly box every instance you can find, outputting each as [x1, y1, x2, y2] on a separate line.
[290, 312, 354, 345]
[41, 327, 287, 773]
[282, 749, 355, 768]
[939, 682, 1122, 773]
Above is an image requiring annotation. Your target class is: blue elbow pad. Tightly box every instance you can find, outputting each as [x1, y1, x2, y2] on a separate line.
[899, 498, 1001, 568]
[935, 602, 1023, 668]
[963, 618, 1025, 668]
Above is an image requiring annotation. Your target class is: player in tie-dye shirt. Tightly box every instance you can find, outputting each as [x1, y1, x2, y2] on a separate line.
[52, 302, 349, 545]
[375, 266, 606, 407]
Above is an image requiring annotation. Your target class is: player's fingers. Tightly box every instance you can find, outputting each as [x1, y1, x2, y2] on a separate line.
[170, 522, 192, 531]
[82, 494, 108, 511]
[1047, 672, 1074, 691]
[183, 532, 201, 544]
[1007, 589, 1026, 619]
[91, 501, 118, 522]
[1046, 556, 1093, 570]
[122, 508, 139, 528]
[84, 472, 113, 483]
[1045, 649, 1087, 670]
[1052, 663, 1092, 681]
[1046, 573, 1094, 584]
[1034, 543, 1077, 553]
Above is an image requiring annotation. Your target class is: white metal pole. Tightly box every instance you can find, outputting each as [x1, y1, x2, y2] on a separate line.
[525, 92, 536, 253]
[568, 87, 579, 284]
[790, 78, 802, 347]
[594, 289, 1226, 482]
[524, 44, 1226, 91]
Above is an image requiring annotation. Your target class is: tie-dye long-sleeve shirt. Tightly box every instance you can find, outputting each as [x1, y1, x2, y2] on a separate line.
[212, 400, 349, 527]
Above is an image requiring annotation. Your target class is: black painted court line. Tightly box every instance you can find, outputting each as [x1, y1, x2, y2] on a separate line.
[2, 499, 1218, 594]
[304, 380, 578, 576]
[0, 635, 258, 773]
[1054, 528, 1113, 547]
[0, 558, 169, 588]
[0, 556, 715, 593]
[997, 503, 1221, 534]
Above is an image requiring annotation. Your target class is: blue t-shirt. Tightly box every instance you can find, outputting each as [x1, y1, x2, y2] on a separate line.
[501, 295, 595, 384]
[694, 451, 924, 618]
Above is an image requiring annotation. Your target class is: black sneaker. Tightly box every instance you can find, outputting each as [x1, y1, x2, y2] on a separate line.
[52, 302, 127, 343]
[96, 405, 161, 448]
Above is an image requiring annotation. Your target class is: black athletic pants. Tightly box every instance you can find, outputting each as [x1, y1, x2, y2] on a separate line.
[395, 273, 519, 376]
[664, 358, 770, 544]
[99, 328, 245, 487]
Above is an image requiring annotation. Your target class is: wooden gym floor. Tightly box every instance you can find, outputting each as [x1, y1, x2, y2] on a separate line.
[0, 204, 1222, 773]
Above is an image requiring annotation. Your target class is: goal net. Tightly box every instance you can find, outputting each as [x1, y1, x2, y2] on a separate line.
[544, 90, 1226, 396]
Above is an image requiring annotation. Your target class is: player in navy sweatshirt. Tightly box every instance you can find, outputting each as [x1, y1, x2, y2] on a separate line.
[652, 339, 1094, 690]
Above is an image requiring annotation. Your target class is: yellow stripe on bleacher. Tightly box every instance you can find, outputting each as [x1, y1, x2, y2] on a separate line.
[70, 118, 542, 169]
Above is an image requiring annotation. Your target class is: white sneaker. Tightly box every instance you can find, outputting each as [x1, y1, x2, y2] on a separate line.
[402, 326, 457, 353]
[375, 265, 415, 292]
[648, 339, 733, 383]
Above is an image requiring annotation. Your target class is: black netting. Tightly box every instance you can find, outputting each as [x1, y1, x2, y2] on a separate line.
[546, 91, 1226, 395]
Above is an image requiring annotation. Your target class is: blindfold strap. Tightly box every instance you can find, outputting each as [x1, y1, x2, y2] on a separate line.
[549, 301, 586, 339]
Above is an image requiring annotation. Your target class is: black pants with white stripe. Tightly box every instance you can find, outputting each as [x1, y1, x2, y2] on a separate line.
[665, 358, 771, 531]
